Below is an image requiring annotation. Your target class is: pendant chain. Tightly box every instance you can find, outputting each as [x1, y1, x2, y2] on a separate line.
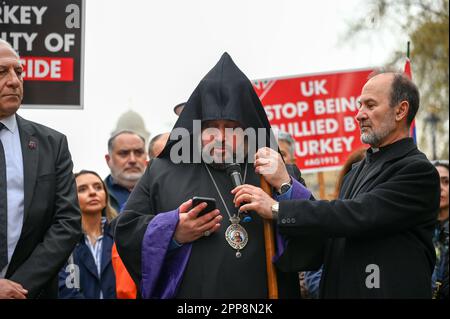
[204, 163, 248, 222]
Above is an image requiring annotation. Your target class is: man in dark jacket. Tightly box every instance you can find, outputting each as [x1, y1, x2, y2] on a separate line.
[0, 39, 81, 299]
[233, 70, 440, 298]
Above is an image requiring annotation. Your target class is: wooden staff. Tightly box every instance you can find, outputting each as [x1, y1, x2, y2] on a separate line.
[318, 172, 326, 199]
[260, 176, 279, 299]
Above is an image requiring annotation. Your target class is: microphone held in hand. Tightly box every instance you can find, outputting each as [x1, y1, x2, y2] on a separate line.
[226, 163, 252, 223]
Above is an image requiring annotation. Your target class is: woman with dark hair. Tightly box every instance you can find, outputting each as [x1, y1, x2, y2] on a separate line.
[432, 161, 449, 299]
[58, 170, 118, 299]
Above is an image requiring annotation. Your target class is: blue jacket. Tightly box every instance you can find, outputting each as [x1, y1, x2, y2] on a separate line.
[432, 219, 449, 296]
[104, 175, 130, 213]
[58, 222, 116, 299]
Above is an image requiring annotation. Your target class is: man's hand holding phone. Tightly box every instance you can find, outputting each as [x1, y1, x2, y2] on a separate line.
[174, 197, 222, 244]
[192, 196, 217, 217]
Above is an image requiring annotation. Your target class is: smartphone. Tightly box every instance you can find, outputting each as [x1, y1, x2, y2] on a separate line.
[192, 196, 216, 217]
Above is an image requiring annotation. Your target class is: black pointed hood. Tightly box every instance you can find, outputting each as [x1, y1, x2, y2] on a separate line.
[160, 52, 275, 159]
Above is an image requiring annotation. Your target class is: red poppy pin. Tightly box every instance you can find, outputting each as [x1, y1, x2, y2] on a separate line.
[28, 140, 37, 150]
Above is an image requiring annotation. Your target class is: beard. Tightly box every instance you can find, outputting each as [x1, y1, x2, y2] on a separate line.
[360, 111, 396, 147]
[118, 171, 143, 182]
[205, 147, 235, 170]
[202, 141, 249, 170]
[111, 167, 144, 187]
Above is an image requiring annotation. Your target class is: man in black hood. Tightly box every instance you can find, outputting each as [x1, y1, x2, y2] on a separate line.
[114, 53, 316, 298]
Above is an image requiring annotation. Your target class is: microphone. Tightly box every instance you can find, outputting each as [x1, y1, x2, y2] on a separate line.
[226, 163, 252, 223]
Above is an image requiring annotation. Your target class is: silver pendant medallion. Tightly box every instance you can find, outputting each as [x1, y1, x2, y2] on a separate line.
[225, 222, 248, 256]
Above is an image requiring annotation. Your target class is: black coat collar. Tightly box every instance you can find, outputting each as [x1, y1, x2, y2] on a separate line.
[343, 138, 417, 199]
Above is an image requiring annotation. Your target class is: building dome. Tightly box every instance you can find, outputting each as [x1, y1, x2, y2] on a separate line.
[111, 109, 150, 143]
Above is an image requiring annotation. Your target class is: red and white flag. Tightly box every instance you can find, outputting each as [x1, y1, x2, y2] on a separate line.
[404, 58, 417, 142]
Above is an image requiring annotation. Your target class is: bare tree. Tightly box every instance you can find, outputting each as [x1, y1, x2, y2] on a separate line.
[345, 0, 449, 159]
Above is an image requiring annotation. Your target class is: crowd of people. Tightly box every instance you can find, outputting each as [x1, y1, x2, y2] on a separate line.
[0, 38, 448, 299]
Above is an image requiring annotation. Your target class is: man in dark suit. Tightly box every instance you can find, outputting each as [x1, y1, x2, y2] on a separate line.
[233, 70, 440, 298]
[0, 39, 81, 298]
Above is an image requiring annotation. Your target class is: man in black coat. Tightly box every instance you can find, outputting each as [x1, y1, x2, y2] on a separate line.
[0, 39, 81, 299]
[233, 71, 440, 298]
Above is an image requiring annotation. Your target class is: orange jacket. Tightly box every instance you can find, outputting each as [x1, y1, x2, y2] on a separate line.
[112, 243, 137, 299]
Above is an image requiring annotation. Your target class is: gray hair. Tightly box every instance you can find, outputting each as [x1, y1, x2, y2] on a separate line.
[0, 39, 20, 58]
[107, 130, 145, 154]
[276, 129, 295, 158]
[148, 133, 167, 159]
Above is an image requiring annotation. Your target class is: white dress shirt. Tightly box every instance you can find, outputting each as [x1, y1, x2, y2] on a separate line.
[83, 217, 106, 299]
[0, 114, 24, 278]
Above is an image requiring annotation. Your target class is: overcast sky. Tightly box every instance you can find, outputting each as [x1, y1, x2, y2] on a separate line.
[18, 0, 405, 177]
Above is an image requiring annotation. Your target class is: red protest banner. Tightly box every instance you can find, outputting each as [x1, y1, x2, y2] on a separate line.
[21, 57, 74, 81]
[253, 68, 373, 173]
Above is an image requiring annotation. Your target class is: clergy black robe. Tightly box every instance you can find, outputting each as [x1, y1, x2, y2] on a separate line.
[278, 138, 440, 298]
[116, 160, 311, 298]
[113, 52, 316, 299]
